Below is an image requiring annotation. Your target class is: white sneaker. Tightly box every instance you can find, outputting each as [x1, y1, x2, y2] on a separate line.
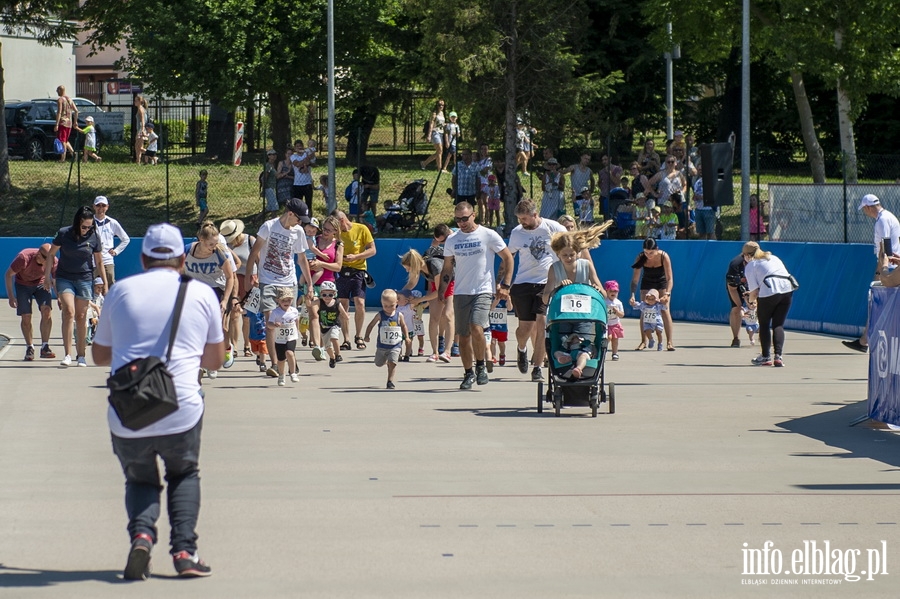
[290, 373, 299, 383]
[60, 355, 72, 367]
[207, 370, 218, 379]
[223, 344, 235, 369]
[277, 376, 286, 387]
[76, 356, 87, 367]
[426, 354, 439, 362]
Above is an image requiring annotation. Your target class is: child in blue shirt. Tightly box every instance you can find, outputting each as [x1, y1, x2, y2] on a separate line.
[489, 297, 509, 366]
[247, 309, 268, 371]
[630, 288, 664, 351]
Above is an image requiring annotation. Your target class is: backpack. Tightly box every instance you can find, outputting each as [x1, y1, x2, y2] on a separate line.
[344, 182, 355, 202]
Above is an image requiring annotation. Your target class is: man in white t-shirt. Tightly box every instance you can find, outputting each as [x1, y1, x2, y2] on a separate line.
[290, 139, 316, 206]
[247, 198, 314, 374]
[92, 223, 225, 580]
[843, 194, 900, 353]
[507, 199, 567, 382]
[439, 201, 514, 390]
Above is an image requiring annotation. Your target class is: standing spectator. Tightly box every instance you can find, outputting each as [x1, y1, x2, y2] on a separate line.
[692, 163, 716, 240]
[629, 238, 675, 351]
[636, 139, 660, 178]
[647, 155, 687, 206]
[143, 123, 158, 164]
[75, 116, 102, 163]
[474, 143, 493, 223]
[743, 241, 796, 367]
[261, 149, 279, 213]
[439, 202, 514, 390]
[195, 170, 209, 227]
[275, 146, 295, 207]
[540, 158, 565, 219]
[420, 99, 446, 172]
[725, 250, 748, 348]
[92, 196, 130, 286]
[629, 162, 651, 200]
[452, 148, 478, 206]
[444, 112, 461, 172]
[246, 199, 315, 375]
[842, 194, 900, 352]
[290, 139, 316, 206]
[507, 199, 568, 382]
[333, 210, 377, 350]
[133, 94, 148, 165]
[5, 243, 58, 360]
[596, 155, 623, 218]
[749, 194, 767, 241]
[359, 165, 381, 213]
[515, 121, 537, 175]
[564, 153, 595, 215]
[54, 85, 77, 163]
[44, 206, 107, 367]
[91, 223, 224, 580]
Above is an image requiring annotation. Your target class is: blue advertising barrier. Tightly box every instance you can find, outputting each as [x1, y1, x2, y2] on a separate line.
[0, 237, 876, 336]
[867, 286, 900, 426]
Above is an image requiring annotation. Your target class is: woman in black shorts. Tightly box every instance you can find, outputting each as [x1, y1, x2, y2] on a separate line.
[629, 238, 676, 350]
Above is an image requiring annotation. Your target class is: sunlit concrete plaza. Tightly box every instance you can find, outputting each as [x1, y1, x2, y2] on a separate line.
[1, 310, 897, 598]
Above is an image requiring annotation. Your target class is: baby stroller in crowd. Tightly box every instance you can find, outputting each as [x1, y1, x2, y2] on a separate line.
[537, 282, 615, 417]
[381, 179, 430, 233]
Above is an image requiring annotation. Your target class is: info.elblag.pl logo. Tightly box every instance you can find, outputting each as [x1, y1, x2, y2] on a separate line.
[741, 541, 889, 585]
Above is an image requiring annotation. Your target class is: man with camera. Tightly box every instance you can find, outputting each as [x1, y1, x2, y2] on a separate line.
[92, 223, 225, 580]
[842, 194, 900, 352]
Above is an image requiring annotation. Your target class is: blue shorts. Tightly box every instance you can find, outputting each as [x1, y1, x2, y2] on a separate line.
[15, 283, 53, 316]
[348, 201, 360, 216]
[197, 198, 208, 212]
[56, 277, 92, 301]
[695, 208, 716, 235]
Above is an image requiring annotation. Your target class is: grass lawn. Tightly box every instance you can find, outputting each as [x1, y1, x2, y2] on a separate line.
[0, 144, 831, 240]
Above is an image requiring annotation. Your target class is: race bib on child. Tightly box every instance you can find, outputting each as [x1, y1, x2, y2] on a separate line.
[275, 322, 296, 343]
[642, 310, 658, 325]
[244, 287, 261, 314]
[560, 294, 591, 314]
[745, 311, 758, 325]
[414, 319, 426, 337]
[379, 325, 402, 346]
[489, 309, 507, 325]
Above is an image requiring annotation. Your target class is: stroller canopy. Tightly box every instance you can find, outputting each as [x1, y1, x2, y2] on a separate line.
[547, 283, 607, 325]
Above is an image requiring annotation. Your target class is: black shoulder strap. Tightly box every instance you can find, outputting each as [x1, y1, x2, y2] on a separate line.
[165, 275, 191, 364]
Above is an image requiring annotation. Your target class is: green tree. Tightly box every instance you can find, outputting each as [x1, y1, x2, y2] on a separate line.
[415, 0, 621, 208]
[0, 2, 80, 194]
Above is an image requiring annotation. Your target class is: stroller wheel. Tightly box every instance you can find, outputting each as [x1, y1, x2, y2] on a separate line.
[608, 382, 616, 414]
[536, 381, 543, 413]
[553, 389, 562, 417]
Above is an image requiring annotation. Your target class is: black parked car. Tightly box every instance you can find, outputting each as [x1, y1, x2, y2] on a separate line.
[4, 100, 102, 160]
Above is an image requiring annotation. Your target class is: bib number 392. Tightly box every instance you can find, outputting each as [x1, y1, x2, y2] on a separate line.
[560, 294, 591, 314]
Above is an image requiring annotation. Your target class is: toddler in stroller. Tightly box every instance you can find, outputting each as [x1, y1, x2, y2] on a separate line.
[380, 179, 429, 232]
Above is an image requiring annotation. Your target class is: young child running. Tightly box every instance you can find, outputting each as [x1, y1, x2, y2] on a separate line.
[743, 300, 759, 346]
[318, 281, 349, 368]
[396, 289, 415, 361]
[195, 169, 209, 227]
[489, 297, 509, 366]
[364, 289, 409, 389]
[604, 280, 625, 360]
[248, 309, 268, 372]
[630, 288, 664, 351]
[267, 287, 300, 386]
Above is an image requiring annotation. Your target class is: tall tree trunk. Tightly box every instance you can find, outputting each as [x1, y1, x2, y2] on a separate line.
[205, 101, 235, 160]
[789, 70, 827, 184]
[269, 91, 291, 153]
[834, 28, 858, 183]
[345, 107, 376, 163]
[836, 79, 858, 184]
[0, 45, 11, 195]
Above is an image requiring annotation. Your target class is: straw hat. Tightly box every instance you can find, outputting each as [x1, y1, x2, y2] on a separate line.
[219, 219, 245, 243]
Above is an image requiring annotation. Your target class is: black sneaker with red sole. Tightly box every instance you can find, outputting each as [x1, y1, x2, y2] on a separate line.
[173, 550, 212, 577]
[123, 533, 153, 581]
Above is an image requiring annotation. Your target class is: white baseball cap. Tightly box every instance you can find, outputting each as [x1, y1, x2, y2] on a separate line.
[93, 195, 109, 206]
[142, 223, 185, 259]
[85, 116, 94, 122]
[858, 194, 880, 210]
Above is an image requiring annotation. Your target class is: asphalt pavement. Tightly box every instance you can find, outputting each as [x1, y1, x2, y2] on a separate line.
[0, 308, 897, 598]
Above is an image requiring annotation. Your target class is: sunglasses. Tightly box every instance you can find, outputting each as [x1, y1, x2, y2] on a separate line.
[454, 214, 473, 222]
[320, 293, 335, 297]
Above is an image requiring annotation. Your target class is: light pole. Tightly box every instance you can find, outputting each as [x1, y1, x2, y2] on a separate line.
[664, 22, 680, 140]
[740, 0, 750, 239]
[326, 0, 336, 214]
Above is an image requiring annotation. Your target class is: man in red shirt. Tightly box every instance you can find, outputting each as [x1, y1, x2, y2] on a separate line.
[4, 244, 58, 360]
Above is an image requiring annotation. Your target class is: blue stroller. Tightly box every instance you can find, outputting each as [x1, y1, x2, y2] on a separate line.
[538, 282, 615, 417]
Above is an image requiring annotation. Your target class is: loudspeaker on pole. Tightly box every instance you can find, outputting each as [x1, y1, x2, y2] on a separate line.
[699, 143, 734, 207]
